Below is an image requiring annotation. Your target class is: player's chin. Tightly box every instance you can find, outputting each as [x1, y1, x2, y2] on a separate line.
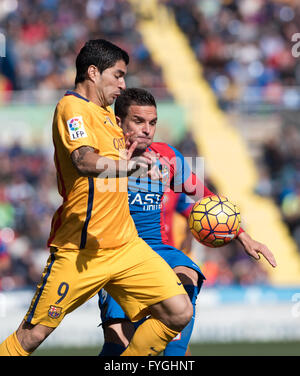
[109, 94, 119, 104]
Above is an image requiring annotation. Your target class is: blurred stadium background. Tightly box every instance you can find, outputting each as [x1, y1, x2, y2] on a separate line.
[1, 0, 300, 356]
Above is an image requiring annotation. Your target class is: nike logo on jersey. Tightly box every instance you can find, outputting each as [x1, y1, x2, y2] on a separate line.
[177, 282, 182, 286]
[104, 116, 114, 126]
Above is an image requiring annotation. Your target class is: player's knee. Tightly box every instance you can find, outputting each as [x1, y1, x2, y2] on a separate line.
[173, 296, 193, 331]
[151, 294, 193, 332]
[169, 303, 193, 333]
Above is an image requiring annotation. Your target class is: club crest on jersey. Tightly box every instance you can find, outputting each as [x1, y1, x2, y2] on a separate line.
[67, 116, 88, 140]
[48, 305, 62, 319]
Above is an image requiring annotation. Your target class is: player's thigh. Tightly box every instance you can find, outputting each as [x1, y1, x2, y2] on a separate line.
[173, 265, 199, 286]
[106, 237, 187, 322]
[24, 247, 108, 328]
[153, 244, 204, 288]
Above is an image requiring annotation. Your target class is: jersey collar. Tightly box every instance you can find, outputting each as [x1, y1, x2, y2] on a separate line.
[64, 90, 90, 103]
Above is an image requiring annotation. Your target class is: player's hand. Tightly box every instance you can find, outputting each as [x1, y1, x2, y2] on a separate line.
[237, 232, 277, 268]
[126, 138, 161, 179]
[142, 150, 161, 180]
[128, 152, 161, 179]
[124, 131, 135, 150]
[125, 131, 152, 171]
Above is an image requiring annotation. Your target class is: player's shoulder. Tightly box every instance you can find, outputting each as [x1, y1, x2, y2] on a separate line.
[57, 91, 90, 114]
[150, 142, 180, 158]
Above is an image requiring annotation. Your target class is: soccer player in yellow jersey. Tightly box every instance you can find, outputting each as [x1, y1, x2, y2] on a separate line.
[0, 39, 192, 356]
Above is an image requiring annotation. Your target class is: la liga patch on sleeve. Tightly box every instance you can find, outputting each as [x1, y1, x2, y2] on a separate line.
[67, 116, 88, 140]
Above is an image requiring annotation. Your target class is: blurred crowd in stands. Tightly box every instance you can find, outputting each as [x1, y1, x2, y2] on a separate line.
[0, 0, 169, 99]
[165, 0, 300, 110]
[259, 122, 300, 251]
[1, 0, 300, 107]
[0, 143, 58, 290]
[0, 0, 300, 290]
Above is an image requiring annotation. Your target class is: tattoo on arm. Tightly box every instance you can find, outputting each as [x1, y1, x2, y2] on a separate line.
[71, 146, 128, 178]
[71, 146, 96, 174]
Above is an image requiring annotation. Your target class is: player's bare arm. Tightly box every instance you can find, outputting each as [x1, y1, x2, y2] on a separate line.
[182, 172, 277, 268]
[71, 146, 98, 176]
[71, 145, 104, 177]
[237, 231, 277, 268]
[71, 144, 156, 178]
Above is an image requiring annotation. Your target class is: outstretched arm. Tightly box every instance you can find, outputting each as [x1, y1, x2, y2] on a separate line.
[162, 145, 277, 268]
[71, 142, 157, 178]
[182, 173, 277, 267]
[237, 231, 277, 268]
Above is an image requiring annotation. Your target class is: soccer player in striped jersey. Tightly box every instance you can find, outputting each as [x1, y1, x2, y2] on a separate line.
[98, 88, 277, 356]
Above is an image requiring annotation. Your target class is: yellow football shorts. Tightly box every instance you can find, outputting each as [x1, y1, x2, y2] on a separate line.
[24, 236, 186, 327]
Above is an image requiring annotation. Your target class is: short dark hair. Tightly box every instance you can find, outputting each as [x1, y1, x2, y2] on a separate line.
[75, 39, 129, 85]
[115, 88, 157, 119]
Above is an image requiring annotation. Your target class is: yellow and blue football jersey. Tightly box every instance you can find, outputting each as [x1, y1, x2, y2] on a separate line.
[47, 91, 137, 250]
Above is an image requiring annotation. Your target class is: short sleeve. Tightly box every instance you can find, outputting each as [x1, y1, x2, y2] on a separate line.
[54, 101, 99, 155]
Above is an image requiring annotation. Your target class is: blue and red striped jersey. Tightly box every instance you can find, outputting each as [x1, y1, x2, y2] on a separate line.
[128, 142, 214, 246]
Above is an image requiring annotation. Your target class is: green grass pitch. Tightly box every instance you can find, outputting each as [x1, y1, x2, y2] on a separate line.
[32, 341, 300, 356]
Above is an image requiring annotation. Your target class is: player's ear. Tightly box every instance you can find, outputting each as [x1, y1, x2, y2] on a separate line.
[87, 65, 99, 83]
[115, 116, 122, 127]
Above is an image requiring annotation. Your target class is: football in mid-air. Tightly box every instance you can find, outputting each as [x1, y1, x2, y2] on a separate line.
[188, 195, 241, 248]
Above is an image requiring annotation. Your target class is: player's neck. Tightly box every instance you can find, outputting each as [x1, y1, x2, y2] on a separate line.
[74, 83, 107, 109]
